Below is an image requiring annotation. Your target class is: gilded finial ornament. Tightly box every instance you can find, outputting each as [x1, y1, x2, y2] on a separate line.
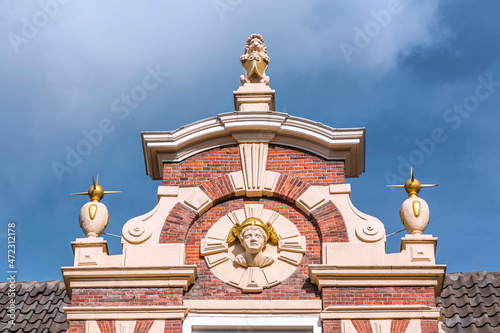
[72, 175, 121, 202]
[387, 168, 437, 198]
[72, 176, 121, 238]
[388, 168, 437, 235]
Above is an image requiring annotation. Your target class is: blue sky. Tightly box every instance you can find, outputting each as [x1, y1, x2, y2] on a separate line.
[1, 0, 499, 283]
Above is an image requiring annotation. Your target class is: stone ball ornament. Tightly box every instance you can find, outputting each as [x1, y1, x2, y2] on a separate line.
[72, 176, 121, 238]
[388, 168, 437, 235]
[79, 201, 109, 238]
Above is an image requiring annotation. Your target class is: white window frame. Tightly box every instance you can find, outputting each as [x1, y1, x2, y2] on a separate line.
[183, 314, 322, 333]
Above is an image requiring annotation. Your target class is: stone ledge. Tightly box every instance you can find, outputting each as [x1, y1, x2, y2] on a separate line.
[62, 266, 197, 296]
[184, 299, 322, 314]
[308, 265, 446, 296]
[320, 305, 442, 320]
[65, 306, 187, 320]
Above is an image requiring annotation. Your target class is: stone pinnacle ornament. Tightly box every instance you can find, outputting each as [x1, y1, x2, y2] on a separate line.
[72, 176, 121, 238]
[387, 168, 437, 235]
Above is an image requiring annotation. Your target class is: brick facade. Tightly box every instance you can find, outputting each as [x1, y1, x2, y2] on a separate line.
[162, 145, 346, 187]
[391, 320, 410, 333]
[183, 197, 321, 300]
[162, 145, 241, 187]
[71, 288, 183, 307]
[322, 287, 436, 307]
[68, 320, 86, 333]
[267, 145, 345, 185]
[65, 140, 442, 332]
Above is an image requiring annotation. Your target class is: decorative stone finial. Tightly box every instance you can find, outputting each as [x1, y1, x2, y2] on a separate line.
[72, 176, 121, 238]
[388, 168, 437, 235]
[233, 34, 275, 111]
[240, 34, 270, 85]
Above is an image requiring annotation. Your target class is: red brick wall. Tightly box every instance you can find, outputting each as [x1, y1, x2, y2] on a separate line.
[134, 320, 154, 333]
[164, 320, 182, 333]
[159, 202, 198, 244]
[322, 320, 342, 333]
[322, 287, 436, 307]
[352, 320, 373, 333]
[161, 145, 346, 187]
[162, 146, 241, 186]
[97, 321, 116, 333]
[310, 201, 348, 243]
[267, 145, 345, 185]
[68, 321, 86, 333]
[273, 173, 311, 204]
[421, 320, 439, 333]
[391, 320, 410, 333]
[183, 197, 321, 300]
[199, 175, 235, 204]
[70, 288, 183, 307]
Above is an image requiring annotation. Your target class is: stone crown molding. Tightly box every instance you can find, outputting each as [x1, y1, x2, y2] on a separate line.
[308, 265, 447, 296]
[65, 306, 187, 320]
[142, 111, 365, 179]
[320, 305, 441, 320]
[183, 300, 322, 314]
[61, 266, 197, 296]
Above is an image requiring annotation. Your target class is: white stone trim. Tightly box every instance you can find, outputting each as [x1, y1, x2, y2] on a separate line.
[321, 305, 441, 320]
[182, 314, 322, 333]
[308, 265, 446, 295]
[142, 111, 365, 180]
[66, 306, 186, 320]
[184, 299, 322, 314]
[62, 266, 197, 296]
[239, 143, 269, 196]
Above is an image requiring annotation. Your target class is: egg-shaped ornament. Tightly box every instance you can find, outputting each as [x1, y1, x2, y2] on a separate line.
[72, 176, 120, 238]
[400, 197, 430, 235]
[79, 201, 109, 238]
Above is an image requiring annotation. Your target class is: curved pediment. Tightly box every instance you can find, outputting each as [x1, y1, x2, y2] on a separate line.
[142, 111, 365, 180]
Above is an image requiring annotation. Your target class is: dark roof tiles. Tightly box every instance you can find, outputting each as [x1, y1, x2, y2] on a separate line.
[0, 280, 69, 333]
[437, 271, 500, 333]
[1, 272, 500, 333]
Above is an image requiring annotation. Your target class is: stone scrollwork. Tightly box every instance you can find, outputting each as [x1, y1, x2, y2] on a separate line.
[122, 219, 153, 244]
[355, 219, 385, 243]
[200, 204, 306, 292]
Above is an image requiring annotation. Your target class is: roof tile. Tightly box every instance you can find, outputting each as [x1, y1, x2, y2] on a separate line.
[438, 271, 500, 333]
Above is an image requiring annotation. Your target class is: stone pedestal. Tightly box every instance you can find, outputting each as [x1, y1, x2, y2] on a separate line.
[233, 83, 275, 111]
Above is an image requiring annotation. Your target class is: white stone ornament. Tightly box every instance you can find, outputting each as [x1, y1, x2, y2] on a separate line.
[72, 176, 120, 238]
[200, 205, 306, 292]
[388, 168, 437, 235]
[400, 197, 430, 235]
[79, 202, 109, 238]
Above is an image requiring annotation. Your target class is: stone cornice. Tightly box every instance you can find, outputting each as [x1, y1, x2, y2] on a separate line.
[65, 306, 187, 320]
[320, 305, 442, 320]
[183, 300, 322, 314]
[142, 111, 365, 179]
[61, 266, 197, 296]
[308, 265, 446, 296]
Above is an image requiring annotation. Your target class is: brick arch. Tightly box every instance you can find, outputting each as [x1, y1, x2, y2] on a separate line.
[183, 197, 321, 299]
[160, 173, 348, 244]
